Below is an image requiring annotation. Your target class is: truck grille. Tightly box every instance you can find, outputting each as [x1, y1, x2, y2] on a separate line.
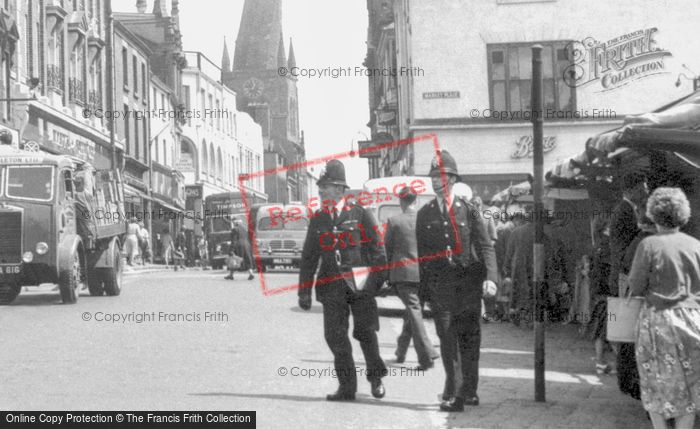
[0, 211, 21, 264]
[270, 240, 295, 251]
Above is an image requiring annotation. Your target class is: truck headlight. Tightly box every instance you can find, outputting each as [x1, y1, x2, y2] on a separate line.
[22, 251, 34, 263]
[36, 242, 49, 255]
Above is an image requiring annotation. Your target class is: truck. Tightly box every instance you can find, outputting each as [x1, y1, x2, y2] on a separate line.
[203, 191, 265, 269]
[251, 203, 309, 271]
[0, 144, 125, 304]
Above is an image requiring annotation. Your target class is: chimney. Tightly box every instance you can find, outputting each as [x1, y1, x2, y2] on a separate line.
[153, 0, 168, 17]
[136, 0, 147, 13]
[171, 0, 180, 26]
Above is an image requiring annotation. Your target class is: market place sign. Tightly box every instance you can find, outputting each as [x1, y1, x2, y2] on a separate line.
[423, 91, 460, 99]
[511, 135, 557, 159]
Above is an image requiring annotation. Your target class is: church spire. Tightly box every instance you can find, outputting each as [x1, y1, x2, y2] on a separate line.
[222, 37, 231, 73]
[287, 38, 296, 70]
[277, 32, 286, 68]
[233, 0, 283, 71]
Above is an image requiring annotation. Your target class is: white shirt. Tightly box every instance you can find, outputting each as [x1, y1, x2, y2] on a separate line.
[438, 187, 456, 214]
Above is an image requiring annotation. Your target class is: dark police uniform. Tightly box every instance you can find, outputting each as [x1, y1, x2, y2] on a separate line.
[416, 152, 498, 407]
[298, 162, 388, 398]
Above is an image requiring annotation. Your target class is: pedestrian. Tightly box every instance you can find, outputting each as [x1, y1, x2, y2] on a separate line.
[385, 186, 439, 370]
[297, 159, 388, 401]
[197, 236, 210, 270]
[125, 217, 141, 266]
[224, 251, 242, 280]
[137, 221, 151, 265]
[504, 208, 535, 326]
[230, 219, 255, 280]
[610, 172, 648, 296]
[416, 150, 498, 412]
[616, 207, 655, 401]
[160, 228, 174, 268]
[586, 218, 616, 375]
[174, 230, 187, 270]
[627, 187, 700, 429]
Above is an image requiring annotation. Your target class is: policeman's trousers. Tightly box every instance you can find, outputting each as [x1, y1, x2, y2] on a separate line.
[431, 299, 481, 400]
[322, 290, 387, 393]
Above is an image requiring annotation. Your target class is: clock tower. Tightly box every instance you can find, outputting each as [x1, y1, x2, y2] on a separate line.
[222, 0, 305, 204]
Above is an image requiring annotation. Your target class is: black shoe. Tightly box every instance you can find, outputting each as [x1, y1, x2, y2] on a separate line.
[370, 379, 385, 399]
[224, 275, 233, 280]
[439, 397, 465, 412]
[326, 390, 355, 401]
[248, 274, 254, 280]
[463, 395, 479, 406]
[415, 361, 434, 371]
[395, 354, 405, 364]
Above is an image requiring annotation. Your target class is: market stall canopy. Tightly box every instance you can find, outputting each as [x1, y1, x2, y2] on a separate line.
[587, 90, 700, 164]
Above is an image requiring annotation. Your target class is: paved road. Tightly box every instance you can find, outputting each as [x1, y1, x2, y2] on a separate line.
[1, 268, 662, 428]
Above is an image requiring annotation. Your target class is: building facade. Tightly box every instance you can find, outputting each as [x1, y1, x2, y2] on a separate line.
[10, 0, 113, 170]
[222, 0, 308, 204]
[181, 50, 265, 200]
[364, 0, 700, 201]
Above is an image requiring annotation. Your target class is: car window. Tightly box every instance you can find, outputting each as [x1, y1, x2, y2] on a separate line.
[6, 165, 54, 201]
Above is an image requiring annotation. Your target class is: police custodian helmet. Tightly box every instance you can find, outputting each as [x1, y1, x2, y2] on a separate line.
[428, 149, 462, 182]
[317, 159, 349, 188]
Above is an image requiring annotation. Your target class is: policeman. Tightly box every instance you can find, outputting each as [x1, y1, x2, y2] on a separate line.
[416, 150, 498, 412]
[298, 159, 388, 401]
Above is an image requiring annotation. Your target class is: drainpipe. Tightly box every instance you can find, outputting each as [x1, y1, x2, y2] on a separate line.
[105, 0, 116, 170]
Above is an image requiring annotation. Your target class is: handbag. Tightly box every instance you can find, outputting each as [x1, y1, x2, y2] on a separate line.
[606, 294, 644, 342]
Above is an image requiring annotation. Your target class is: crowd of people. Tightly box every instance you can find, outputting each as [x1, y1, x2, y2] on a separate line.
[483, 173, 700, 429]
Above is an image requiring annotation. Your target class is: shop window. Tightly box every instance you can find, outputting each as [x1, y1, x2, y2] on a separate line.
[487, 41, 575, 115]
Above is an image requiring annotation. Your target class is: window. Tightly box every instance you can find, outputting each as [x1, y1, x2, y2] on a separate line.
[216, 99, 220, 130]
[141, 63, 146, 104]
[153, 88, 157, 110]
[132, 55, 138, 95]
[154, 139, 159, 163]
[124, 104, 130, 154]
[134, 116, 140, 159]
[122, 47, 128, 89]
[487, 41, 575, 114]
[208, 94, 213, 126]
[163, 139, 167, 165]
[6, 166, 54, 201]
[144, 117, 149, 160]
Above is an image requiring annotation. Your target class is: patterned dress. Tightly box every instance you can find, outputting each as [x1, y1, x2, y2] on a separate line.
[628, 231, 700, 419]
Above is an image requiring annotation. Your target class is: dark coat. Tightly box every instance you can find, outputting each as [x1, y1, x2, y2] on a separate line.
[416, 196, 497, 312]
[231, 223, 254, 270]
[385, 208, 420, 283]
[298, 202, 387, 303]
[609, 199, 639, 291]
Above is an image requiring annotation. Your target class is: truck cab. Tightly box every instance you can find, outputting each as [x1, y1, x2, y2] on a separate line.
[0, 145, 125, 304]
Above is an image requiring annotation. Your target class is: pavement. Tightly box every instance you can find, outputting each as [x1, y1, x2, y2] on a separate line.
[4, 268, 696, 428]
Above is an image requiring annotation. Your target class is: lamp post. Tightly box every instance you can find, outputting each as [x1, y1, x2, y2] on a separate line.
[675, 64, 700, 91]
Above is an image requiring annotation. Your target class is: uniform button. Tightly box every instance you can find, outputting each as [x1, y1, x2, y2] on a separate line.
[443, 221, 448, 225]
[445, 234, 449, 238]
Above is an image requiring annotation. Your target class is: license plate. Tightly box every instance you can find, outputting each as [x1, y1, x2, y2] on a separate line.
[273, 258, 292, 264]
[0, 265, 20, 274]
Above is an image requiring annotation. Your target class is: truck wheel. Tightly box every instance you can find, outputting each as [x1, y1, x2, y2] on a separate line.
[0, 283, 21, 305]
[103, 246, 123, 296]
[59, 250, 83, 304]
[87, 268, 105, 296]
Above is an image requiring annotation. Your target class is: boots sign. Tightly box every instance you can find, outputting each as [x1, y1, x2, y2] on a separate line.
[511, 135, 557, 159]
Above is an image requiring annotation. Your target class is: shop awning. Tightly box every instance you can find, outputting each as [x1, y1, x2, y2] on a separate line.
[586, 90, 700, 163]
[123, 184, 149, 201]
[152, 197, 184, 216]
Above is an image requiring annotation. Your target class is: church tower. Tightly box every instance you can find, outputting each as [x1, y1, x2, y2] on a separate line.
[223, 0, 305, 204]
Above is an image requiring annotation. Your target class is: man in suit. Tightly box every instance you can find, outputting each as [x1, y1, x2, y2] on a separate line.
[416, 150, 498, 412]
[609, 172, 648, 296]
[386, 186, 440, 369]
[298, 159, 388, 401]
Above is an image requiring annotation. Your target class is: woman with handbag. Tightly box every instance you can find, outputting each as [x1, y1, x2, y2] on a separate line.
[627, 187, 700, 429]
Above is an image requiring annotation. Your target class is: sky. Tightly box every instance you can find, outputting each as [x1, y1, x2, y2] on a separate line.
[113, 0, 371, 189]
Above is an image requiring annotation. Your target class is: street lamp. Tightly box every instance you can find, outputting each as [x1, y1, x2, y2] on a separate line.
[350, 131, 369, 157]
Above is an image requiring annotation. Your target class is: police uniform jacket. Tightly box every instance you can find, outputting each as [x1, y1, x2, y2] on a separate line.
[298, 202, 387, 303]
[416, 196, 498, 311]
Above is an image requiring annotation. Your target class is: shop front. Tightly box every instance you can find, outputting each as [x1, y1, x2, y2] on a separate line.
[412, 120, 622, 202]
[150, 164, 186, 259]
